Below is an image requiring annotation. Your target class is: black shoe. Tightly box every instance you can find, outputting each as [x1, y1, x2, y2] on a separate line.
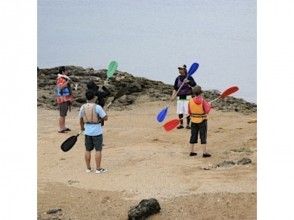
[186, 126, 191, 129]
[177, 125, 184, 129]
[189, 152, 197, 156]
[203, 153, 211, 158]
[65, 128, 71, 131]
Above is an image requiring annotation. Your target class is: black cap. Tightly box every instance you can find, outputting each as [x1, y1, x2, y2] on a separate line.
[178, 64, 187, 70]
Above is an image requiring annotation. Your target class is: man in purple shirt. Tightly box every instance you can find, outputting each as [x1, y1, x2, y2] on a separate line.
[172, 65, 197, 129]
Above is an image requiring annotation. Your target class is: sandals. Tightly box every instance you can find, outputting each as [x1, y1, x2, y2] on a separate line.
[58, 128, 71, 133]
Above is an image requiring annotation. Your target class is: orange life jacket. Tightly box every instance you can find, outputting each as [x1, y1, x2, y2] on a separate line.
[189, 97, 207, 123]
[81, 103, 100, 124]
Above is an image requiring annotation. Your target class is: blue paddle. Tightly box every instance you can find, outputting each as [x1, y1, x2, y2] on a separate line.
[188, 63, 199, 76]
[156, 62, 199, 123]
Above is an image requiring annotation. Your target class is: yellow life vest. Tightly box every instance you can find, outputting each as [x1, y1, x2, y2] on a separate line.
[81, 103, 100, 124]
[189, 98, 207, 123]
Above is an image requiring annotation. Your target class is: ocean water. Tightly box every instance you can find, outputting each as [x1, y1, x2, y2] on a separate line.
[38, 0, 256, 103]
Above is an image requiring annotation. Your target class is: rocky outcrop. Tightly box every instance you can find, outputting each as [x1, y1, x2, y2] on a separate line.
[37, 66, 256, 113]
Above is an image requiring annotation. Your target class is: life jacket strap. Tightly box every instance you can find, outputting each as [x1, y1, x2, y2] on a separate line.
[191, 113, 207, 118]
[82, 104, 100, 124]
[85, 122, 101, 124]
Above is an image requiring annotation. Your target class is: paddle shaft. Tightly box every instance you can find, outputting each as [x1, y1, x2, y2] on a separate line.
[164, 75, 191, 108]
[171, 75, 190, 100]
[210, 97, 219, 103]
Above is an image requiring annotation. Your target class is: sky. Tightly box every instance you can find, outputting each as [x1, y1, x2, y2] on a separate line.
[38, 0, 256, 102]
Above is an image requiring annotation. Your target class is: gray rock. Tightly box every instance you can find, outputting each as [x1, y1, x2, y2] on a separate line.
[46, 208, 62, 215]
[237, 158, 252, 165]
[216, 160, 236, 168]
[127, 82, 142, 93]
[117, 95, 135, 105]
[128, 198, 161, 220]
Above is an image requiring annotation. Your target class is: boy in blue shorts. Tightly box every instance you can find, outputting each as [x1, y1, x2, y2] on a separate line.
[79, 90, 108, 174]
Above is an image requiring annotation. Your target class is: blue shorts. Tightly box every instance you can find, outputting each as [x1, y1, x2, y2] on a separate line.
[85, 135, 103, 151]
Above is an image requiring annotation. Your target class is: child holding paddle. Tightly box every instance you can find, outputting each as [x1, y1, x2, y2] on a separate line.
[188, 86, 211, 157]
[79, 90, 108, 174]
[172, 65, 196, 129]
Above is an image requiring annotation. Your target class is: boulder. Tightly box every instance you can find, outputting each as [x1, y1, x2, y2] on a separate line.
[128, 198, 161, 220]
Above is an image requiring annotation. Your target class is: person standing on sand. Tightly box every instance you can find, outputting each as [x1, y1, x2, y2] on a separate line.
[188, 86, 212, 157]
[79, 90, 108, 174]
[56, 66, 74, 133]
[172, 65, 197, 129]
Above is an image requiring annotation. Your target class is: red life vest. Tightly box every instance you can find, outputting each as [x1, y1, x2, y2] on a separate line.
[56, 75, 73, 104]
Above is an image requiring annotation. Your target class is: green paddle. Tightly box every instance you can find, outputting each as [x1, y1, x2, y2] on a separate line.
[107, 61, 118, 79]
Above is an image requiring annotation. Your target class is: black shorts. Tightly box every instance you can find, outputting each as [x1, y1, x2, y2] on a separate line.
[189, 120, 207, 144]
[85, 135, 103, 151]
[59, 101, 70, 117]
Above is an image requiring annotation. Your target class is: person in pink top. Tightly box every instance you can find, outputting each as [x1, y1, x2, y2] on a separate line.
[188, 86, 212, 157]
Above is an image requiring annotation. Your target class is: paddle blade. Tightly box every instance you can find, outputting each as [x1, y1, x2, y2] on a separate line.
[187, 63, 199, 76]
[163, 119, 180, 132]
[220, 86, 239, 98]
[61, 134, 79, 152]
[156, 107, 168, 123]
[107, 61, 118, 79]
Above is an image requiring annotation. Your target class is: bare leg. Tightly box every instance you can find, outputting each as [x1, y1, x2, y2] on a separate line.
[202, 144, 211, 157]
[189, 143, 197, 156]
[202, 144, 207, 154]
[85, 151, 91, 169]
[177, 114, 183, 129]
[59, 116, 66, 130]
[186, 116, 191, 128]
[95, 151, 102, 170]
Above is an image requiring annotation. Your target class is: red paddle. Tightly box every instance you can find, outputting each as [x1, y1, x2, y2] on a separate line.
[210, 86, 239, 103]
[163, 86, 239, 132]
[163, 119, 180, 132]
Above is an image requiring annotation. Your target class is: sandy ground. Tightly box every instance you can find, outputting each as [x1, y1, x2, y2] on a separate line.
[38, 100, 256, 220]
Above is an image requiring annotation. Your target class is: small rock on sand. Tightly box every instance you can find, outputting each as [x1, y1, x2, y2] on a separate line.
[237, 158, 252, 165]
[216, 161, 236, 168]
[248, 119, 257, 124]
[68, 180, 79, 185]
[46, 208, 62, 214]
